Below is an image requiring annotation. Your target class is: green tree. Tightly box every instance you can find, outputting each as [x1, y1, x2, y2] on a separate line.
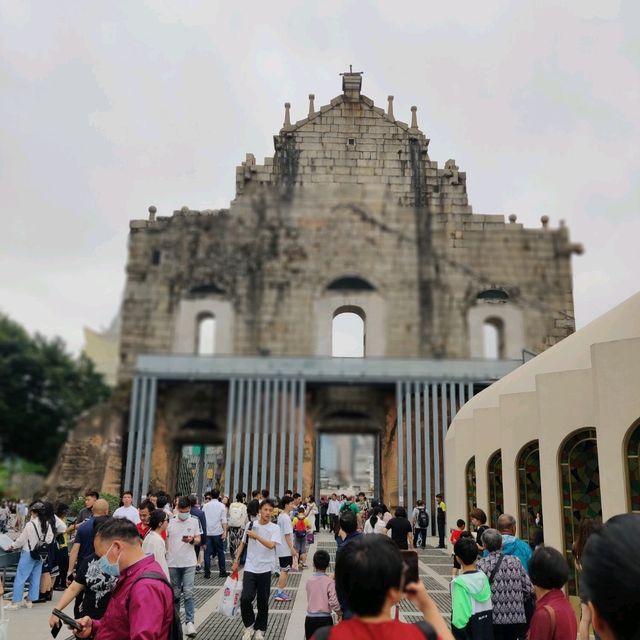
[0, 314, 110, 469]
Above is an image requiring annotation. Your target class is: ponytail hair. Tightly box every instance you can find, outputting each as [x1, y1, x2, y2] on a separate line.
[368, 506, 382, 529]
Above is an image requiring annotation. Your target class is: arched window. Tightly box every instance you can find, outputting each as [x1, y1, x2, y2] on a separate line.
[196, 313, 216, 355]
[517, 441, 541, 544]
[332, 307, 365, 357]
[483, 317, 505, 359]
[560, 428, 601, 594]
[465, 456, 476, 520]
[487, 450, 504, 527]
[626, 421, 640, 513]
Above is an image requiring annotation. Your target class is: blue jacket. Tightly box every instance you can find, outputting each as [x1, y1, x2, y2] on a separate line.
[501, 534, 532, 574]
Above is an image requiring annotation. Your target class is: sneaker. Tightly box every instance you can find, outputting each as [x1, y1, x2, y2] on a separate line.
[241, 628, 254, 640]
[254, 632, 264, 640]
[24, 600, 33, 609]
[274, 591, 291, 602]
[219, 571, 229, 578]
[3, 602, 21, 610]
[185, 621, 197, 637]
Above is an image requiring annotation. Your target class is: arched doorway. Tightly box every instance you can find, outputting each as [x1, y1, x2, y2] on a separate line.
[626, 421, 640, 513]
[487, 450, 504, 527]
[560, 428, 602, 594]
[332, 307, 365, 357]
[195, 313, 216, 355]
[483, 318, 504, 359]
[517, 440, 542, 545]
[465, 456, 476, 520]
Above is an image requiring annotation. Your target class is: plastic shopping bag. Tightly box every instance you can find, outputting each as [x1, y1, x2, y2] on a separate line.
[218, 570, 242, 618]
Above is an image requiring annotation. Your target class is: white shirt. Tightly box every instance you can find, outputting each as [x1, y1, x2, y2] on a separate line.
[14, 516, 66, 550]
[202, 499, 227, 536]
[276, 511, 294, 558]
[142, 530, 170, 579]
[113, 505, 140, 524]
[364, 517, 387, 535]
[167, 516, 202, 568]
[327, 500, 341, 516]
[243, 521, 282, 574]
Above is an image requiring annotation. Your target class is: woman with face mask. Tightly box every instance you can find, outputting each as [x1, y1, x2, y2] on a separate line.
[142, 509, 170, 580]
[6, 501, 66, 610]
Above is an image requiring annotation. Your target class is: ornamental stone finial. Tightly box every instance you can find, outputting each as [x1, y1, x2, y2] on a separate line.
[148, 205, 157, 222]
[283, 102, 291, 127]
[541, 215, 549, 228]
[387, 96, 395, 120]
[509, 214, 517, 223]
[410, 106, 418, 129]
[308, 94, 315, 117]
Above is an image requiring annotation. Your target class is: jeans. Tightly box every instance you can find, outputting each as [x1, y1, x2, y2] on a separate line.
[414, 527, 427, 548]
[240, 571, 271, 631]
[12, 550, 43, 603]
[169, 566, 196, 623]
[204, 535, 226, 576]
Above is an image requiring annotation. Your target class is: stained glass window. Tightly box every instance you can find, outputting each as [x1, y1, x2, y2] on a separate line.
[560, 429, 601, 595]
[465, 456, 476, 521]
[517, 441, 541, 545]
[627, 422, 640, 513]
[487, 450, 504, 527]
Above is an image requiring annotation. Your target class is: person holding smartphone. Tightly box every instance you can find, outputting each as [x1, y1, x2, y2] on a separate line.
[167, 496, 202, 638]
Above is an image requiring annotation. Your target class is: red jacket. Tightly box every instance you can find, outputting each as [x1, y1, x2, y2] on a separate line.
[527, 589, 577, 640]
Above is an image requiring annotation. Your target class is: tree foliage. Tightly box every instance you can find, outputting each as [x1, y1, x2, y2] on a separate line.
[0, 314, 111, 469]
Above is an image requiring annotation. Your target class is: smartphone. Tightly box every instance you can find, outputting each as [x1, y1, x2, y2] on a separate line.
[401, 550, 419, 587]
[52, 608, 83, 631]
[50, 621, 62, 638]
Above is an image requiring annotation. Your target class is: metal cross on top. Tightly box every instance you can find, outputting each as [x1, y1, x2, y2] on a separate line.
[340, 64, 363, 76]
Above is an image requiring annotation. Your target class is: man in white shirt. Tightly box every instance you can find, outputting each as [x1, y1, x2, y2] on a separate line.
[274, 496, 297, 602]
[167, 496, 202, 638]
[327, 493, 341, 532]
[112, 491, 140, 525]
[231, 499, 282, 640]
[202, 489, 228, 578]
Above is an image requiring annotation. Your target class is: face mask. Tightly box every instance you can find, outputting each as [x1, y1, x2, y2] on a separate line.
[98, 543, 121, 577]
[178, 512, 190, 521]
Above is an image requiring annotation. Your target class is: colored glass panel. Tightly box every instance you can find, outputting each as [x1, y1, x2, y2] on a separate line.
[487, 450, 504, 527]
[627, 423, 640, 513]
[466, 457, 476, 521]
[517, 441, 541, 545]
[560, 429, 601, 595]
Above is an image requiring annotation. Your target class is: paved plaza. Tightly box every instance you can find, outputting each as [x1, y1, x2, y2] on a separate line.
[8, 532, 453, 640]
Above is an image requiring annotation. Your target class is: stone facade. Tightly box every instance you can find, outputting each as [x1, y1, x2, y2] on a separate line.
[47, 72, 582, 503]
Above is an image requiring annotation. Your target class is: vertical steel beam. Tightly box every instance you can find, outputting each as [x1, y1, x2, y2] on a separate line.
[287, 379, 296, 492]
[440, 382, 448, 494]
[141, 376, 157, 499]
[223, 379, 237, 498]
[431, 382, 440, 495]
[260, 379, 270, 491]
[196, 444, 206, 498]
[296, 380, 306, 496]
[423, 382, 431, 512]
[269, 379, 279, 495]
[242, 379, 254, 494]
[396, 381, 404, 506]
[467, 382, 474, 404]
[252, 379, 262, 494]
[124, 376, 140, 492]
[414, 381, 422, 503]
[456, 382, 465, 417]
[132, 376, 148, 504]
[233, 379, 245, 498]
[405, 381, 413, 508]
[447, 382, 455, 442]
[279, 380, 289, 497]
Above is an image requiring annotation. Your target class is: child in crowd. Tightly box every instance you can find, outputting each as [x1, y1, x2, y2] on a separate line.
[450, 537, 493, 639]
[304, 550, 341, 639]
[450, 519, 467, 577]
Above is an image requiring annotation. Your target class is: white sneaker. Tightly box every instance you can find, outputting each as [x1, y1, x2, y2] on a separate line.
[3, 601, 21, 610]
[185, 621, 197, 637]
[254, 632, 264, 640]
[24, 600, 33, 609]
[241, 629, 254, 640]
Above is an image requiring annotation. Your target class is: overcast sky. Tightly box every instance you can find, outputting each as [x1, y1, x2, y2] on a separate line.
[1, 1, 638, 354]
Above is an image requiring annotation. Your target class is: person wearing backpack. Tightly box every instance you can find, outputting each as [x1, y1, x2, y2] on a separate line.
[292, 507, 313, 569]
[227, 492, 248, 560]
[412, 500, 430, 549]
[71, 517, 177, 640]
[312, 533, 453, 640]
[6, 501, 66, 609]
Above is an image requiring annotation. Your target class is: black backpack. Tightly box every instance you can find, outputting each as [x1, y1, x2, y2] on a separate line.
[417, 509, 429, 529]
[28, 521, 50, 561]
[127, 571, 183, 640]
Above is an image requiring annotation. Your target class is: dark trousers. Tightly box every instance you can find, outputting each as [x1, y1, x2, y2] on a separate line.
[204, 534, 226, 576]
[437, 517, 446, 547]
[414, 527, 427, 548]
[305, 615, 333, 640]
[240, 571, 271, 632]
[493, 623, 527, 640]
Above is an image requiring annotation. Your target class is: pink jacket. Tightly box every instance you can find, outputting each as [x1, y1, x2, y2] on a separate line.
[90, 555, 173, 640]
[306, 572, 341, 615]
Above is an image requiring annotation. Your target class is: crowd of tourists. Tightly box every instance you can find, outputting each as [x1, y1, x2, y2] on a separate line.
[0, 488, 638, 640]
